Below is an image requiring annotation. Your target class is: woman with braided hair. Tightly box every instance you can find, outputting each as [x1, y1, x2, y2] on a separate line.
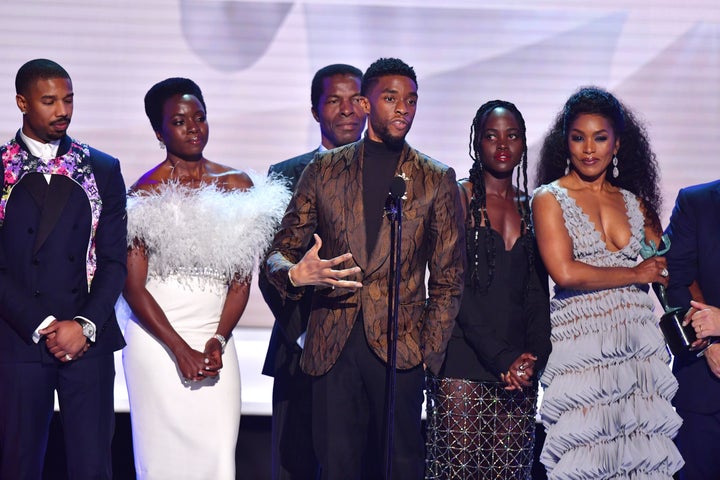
[425, 100, 551, 479]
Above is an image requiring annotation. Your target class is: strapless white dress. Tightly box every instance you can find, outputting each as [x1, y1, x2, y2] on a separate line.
[120, 177, 289, 480]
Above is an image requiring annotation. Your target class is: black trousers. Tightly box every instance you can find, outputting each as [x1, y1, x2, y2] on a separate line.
[271, 346, 319, 480]
[0, 354, 115, 480]
[312, 319, 425, 480]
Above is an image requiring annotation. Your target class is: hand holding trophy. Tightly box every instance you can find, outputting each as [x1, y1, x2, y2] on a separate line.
[640, 234, 698, 356]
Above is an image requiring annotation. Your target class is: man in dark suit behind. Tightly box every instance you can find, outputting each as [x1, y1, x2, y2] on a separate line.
[0, 59, 127, 479]
[665, 179, 720, 480]
[260, 63, 366, 480]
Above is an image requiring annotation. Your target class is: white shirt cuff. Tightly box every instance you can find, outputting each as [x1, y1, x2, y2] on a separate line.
[32, 316, 56, 343]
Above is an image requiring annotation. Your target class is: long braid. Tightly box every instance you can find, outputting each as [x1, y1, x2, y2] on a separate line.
[519, 147, 536, 298]
[468, 107, 495, 293]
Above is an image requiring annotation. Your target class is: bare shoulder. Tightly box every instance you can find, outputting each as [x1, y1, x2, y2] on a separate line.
[129, 162, 169, 194]
[206, 161, 253, 191]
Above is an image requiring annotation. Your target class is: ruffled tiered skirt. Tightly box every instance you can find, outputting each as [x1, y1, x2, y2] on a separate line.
[539, 286, 683, 479]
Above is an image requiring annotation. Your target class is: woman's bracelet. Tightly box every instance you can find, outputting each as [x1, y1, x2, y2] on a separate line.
[212, 333, 227, 352]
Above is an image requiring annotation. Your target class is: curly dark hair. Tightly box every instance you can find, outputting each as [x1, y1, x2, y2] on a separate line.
[361, 58, 417, 96]
[535, 86, 663, 231]
[144, 77, 206, 132]
[467, 100, 534, 293]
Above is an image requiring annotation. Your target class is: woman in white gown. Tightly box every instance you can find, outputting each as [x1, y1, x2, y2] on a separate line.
[121, 77, 289, 479]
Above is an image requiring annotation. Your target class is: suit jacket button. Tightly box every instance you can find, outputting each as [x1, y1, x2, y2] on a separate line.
[33, 290, 40, 297]
[68, 255, 75, 261]
[32, 259, 40, 266]
[28, 228, 34, 234]
[71, 287, 79, 294]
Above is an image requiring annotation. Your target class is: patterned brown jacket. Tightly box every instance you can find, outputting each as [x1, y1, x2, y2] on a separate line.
[265, 139, 465, 376]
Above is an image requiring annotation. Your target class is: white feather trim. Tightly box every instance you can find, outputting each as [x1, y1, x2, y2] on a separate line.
[127, 173, 291, 283]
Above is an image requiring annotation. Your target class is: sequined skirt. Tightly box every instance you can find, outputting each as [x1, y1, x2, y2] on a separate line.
[425, 376, 537, 480]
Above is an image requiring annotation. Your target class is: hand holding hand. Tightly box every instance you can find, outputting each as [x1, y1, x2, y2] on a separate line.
[173, 343, 213, 382]
[289, 234, 363, 290]
[501, 353, 537, 391]
[203, 337, 224, 374]
[40, 320, 89, 362]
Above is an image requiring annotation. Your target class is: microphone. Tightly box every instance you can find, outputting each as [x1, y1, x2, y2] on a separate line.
[385, 176, 406, 221]
[389, 176, 406, 200]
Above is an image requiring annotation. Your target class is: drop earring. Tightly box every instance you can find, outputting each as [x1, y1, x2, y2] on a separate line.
[612, 155, 619, 178]
[159, 140, 165, 150]
[564, 158, 570, 176]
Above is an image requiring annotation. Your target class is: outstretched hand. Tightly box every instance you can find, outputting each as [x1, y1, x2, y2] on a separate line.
[289, 234, 363, 290]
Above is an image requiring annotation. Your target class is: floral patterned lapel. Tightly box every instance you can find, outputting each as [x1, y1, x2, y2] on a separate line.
[0, 137, 102, 289]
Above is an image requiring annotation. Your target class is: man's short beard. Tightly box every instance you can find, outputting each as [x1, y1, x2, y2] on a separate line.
[375, 125, 406, 151]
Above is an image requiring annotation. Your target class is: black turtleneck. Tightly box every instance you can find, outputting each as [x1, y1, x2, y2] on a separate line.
[362, 137, 401, 256]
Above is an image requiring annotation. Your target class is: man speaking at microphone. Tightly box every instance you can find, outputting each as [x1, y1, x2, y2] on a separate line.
[264, 57, 464, 480]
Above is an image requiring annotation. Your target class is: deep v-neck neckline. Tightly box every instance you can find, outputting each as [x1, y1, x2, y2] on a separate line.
[557, 184, 634, 254]
[481, 226, 523, 254]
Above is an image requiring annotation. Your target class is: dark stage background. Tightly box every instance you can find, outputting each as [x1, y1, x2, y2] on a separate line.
[43, 414, 550, 480]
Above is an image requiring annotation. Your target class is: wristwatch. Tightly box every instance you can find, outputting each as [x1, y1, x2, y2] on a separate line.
[74, 318, 96, 342]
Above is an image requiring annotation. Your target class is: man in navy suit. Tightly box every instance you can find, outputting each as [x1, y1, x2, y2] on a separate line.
[260, 63, 366, 480]
[665, 179, 720, 480]
[0, 59, 127, 479]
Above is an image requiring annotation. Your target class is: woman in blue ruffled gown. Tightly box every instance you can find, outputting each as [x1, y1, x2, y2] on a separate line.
[532, 87, 683, 479]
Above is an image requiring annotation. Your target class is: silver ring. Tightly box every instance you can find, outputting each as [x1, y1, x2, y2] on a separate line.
[64, 354, 72, 361]
[660, 268, 669, 278]
[516, 370, 525, 377]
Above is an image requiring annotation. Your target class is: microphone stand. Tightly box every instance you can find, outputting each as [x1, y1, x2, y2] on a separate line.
[384, 178, 404, 480]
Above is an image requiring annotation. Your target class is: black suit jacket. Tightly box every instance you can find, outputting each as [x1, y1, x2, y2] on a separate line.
[0, 133, 127, 363]
[665, 179, 720, 413]
[261, 150, 316, 377]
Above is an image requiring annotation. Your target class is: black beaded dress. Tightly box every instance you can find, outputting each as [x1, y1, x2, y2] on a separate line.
[425, 225, 551, 479]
